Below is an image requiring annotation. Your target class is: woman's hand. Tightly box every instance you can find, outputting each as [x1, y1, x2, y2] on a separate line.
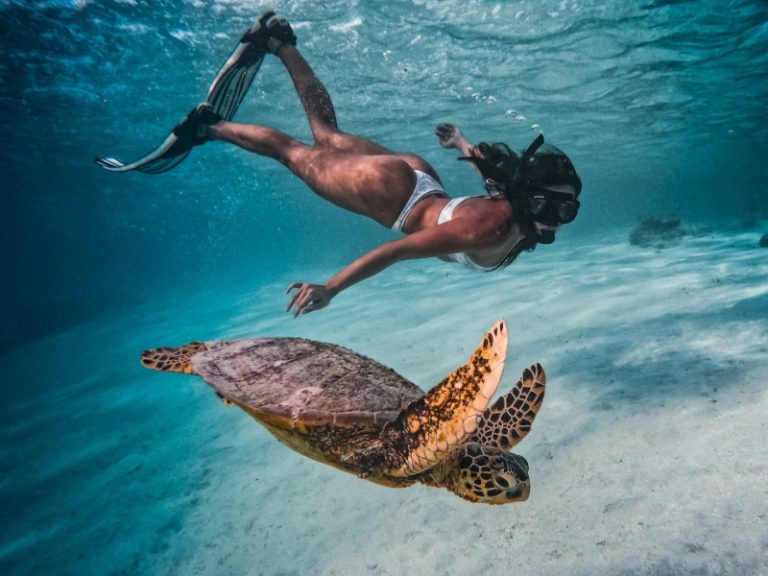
[286, 282, 333, 317]
[436, 123, 467, 150]
[436, 123, 475, 158]
[435, 123, 461, 148]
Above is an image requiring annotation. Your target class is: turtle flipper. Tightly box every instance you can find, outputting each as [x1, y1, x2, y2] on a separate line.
[141, 342, 208, 374]
[469, 363, 546, 451]
[371, 320, 508, 477]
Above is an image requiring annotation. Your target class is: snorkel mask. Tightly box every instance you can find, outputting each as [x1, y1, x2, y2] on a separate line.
[463, 133, 582, 228]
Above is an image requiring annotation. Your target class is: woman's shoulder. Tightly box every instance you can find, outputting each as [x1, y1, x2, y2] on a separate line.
[448, 196, 514, 244]
[463, 195, 514, 221]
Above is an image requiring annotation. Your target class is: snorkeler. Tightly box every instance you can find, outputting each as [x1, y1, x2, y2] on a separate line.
[99, 12, 582, 317]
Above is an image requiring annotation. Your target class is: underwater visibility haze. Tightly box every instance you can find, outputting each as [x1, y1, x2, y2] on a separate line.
[1, 1, 767, 575]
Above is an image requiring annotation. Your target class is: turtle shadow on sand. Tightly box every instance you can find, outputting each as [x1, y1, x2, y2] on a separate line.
[141, 320, 546, 505]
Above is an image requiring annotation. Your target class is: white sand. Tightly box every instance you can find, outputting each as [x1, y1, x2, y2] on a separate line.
[2, 229, 767, 575]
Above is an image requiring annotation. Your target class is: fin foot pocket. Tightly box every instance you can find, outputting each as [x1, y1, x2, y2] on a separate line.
[242, 11, 297, 54]
[172, 103, 221, 145]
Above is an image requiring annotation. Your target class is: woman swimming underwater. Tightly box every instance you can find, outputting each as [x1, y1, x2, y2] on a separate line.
[103, 12, 582, 317]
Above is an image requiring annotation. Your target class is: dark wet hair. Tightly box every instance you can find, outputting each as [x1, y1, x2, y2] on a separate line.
[519, 142, 582, 196]
[470, 142, 520, 192]
[466, 136, 582, 199]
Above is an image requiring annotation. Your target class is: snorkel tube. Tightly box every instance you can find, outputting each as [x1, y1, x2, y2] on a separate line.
[460, 132, 545, 197]
[511, 132, 546, 191]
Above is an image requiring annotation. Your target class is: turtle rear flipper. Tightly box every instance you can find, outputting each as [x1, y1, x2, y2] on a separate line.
[373, 320, 508, 477]
[469, 363, 546, 451]
[141, 342, 208, 374]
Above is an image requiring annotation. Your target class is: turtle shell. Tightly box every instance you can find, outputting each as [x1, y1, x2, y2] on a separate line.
[191, 337, 422, 430]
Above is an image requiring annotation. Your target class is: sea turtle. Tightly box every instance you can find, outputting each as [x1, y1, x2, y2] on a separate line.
[141, 320, 545, 504]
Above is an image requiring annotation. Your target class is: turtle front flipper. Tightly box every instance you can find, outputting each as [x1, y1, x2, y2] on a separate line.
[369, 320, 508, 477]
[469, 363, 546, 451]
[141, 342, 208, 374]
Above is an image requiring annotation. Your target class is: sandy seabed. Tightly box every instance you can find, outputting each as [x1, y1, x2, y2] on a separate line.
[2, 229, 767, 576]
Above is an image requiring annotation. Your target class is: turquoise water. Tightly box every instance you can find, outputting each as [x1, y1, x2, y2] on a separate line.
[1, 1, 767, 575]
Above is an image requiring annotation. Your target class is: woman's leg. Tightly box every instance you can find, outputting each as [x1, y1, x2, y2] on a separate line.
[208, 122, 293, 159]
[204, 31, 437, 226]
[276, 45, 395, 155]
[208, 121, 416, 227]
[276, 44, 443, 181]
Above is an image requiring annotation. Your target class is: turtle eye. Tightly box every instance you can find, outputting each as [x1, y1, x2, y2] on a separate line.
[505, 487, 523, 500]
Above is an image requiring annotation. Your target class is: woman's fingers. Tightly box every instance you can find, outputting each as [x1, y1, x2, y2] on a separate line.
[285, 283, 329, 317]
[295, 290, 318, 317]
[286, 283, 304, 311]
[298, 301, 323, 315]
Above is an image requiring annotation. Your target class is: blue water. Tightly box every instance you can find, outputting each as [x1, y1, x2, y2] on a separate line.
[1, 1, 767, 575]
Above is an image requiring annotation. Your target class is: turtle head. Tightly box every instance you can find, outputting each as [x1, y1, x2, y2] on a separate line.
[450, 443, 530, 504]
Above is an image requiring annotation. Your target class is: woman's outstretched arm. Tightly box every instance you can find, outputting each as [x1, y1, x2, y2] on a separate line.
[285, 213, 506, 317]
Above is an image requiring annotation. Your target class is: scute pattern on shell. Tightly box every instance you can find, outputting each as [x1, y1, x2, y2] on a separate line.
[190, 337, 422, 426]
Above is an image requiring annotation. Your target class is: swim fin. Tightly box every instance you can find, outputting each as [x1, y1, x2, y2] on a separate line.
[95, 27, 266, 174]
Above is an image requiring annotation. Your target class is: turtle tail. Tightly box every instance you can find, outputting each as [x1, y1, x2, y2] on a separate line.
[140, 342, 207, 374]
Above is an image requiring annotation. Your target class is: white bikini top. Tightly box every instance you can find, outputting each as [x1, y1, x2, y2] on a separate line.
[437, 197, 499, 272]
